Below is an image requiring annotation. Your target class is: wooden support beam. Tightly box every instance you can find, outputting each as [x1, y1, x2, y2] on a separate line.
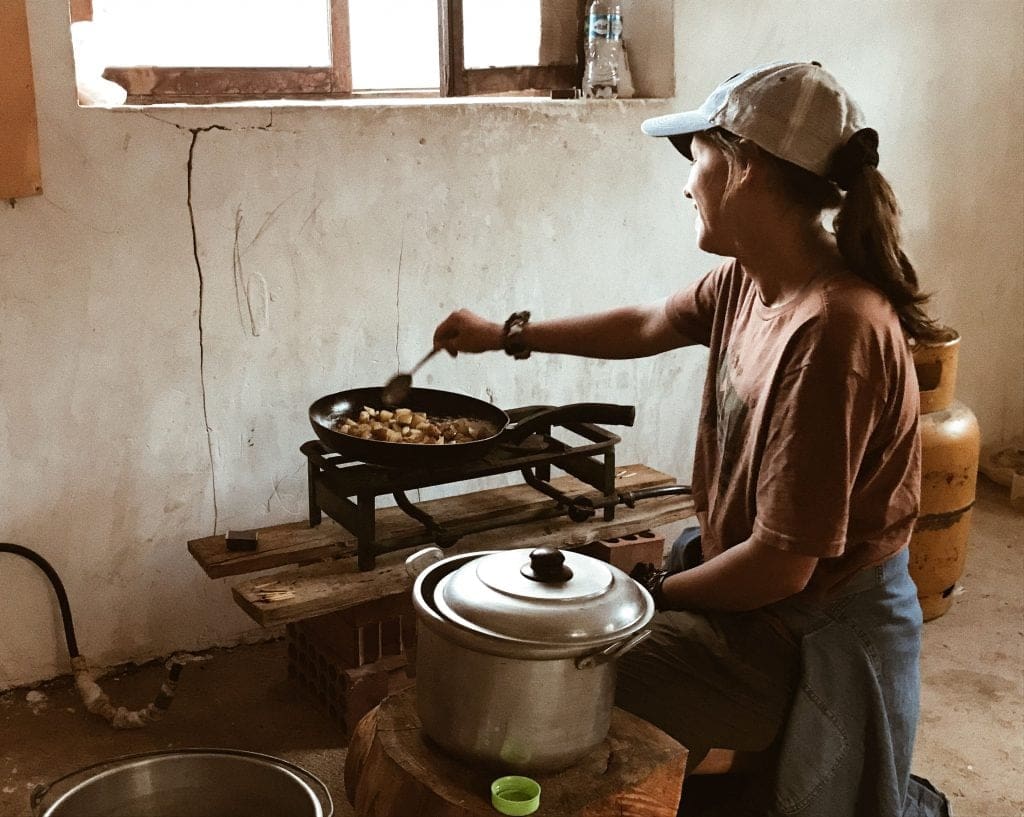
[189, 463, 679, 579]
[437, 0, 465, 97]
[231, 489, 695, 627]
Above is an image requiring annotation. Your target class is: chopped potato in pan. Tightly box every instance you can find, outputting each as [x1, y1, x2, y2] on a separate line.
[332, 406, 499, 445]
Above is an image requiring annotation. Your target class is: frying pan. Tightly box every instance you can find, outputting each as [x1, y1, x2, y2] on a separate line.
[309, 386, 636, 468]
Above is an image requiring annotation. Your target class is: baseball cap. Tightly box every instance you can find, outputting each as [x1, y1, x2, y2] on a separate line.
[641, 61, 867, 178]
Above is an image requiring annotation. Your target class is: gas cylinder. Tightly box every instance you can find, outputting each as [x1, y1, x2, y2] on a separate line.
[908, 331, 981, 621]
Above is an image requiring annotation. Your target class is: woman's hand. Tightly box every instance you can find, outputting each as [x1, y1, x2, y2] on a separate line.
[432, 309, 504, 357]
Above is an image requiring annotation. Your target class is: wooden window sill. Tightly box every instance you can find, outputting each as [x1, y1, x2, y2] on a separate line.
[83, 95, 669, 113]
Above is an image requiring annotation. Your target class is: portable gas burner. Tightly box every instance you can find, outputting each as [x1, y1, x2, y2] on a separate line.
[301, 404, 635, 570]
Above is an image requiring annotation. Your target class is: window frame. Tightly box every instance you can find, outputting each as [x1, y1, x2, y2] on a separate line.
[79, 0, 351, 104]
[439, 0, 584, 97]
[76, 0, 586, 105]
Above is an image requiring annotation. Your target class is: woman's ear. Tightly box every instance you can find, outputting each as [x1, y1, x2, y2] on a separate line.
[729, 142, 761, 188]
[733, 139, 767, 189]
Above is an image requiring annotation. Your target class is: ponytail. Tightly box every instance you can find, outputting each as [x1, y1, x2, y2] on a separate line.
[704, 126, 948, 343]
[830, 130, 946, 342]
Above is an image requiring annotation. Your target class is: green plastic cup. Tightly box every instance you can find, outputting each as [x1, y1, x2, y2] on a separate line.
[490, 775, 541, 816]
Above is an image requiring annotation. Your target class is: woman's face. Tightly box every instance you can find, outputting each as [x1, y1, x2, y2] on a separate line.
[683, 134, 734, 254]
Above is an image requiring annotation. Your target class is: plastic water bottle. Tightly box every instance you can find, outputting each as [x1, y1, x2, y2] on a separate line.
[583, 1, 621, 99]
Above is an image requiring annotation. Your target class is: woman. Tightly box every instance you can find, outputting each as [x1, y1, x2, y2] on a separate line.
[433, 62, 950, 816]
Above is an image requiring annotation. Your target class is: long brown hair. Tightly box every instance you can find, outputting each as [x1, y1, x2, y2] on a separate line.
[700, 128, 946, 342]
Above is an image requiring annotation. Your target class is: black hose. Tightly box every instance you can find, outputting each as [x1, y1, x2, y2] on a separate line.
[2, 541, 186, 728]
[1, 542, 79, 658]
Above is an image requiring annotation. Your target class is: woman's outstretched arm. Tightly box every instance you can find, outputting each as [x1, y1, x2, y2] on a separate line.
[433, 301, 697, 360]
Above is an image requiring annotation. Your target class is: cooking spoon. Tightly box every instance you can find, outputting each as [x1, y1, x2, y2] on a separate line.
[381, 347, 441, 406]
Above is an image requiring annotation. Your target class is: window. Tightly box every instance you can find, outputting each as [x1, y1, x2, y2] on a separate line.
[70, 0, 586, 105]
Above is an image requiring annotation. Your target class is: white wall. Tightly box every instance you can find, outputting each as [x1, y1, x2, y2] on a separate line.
[1, 0, 1021, 689]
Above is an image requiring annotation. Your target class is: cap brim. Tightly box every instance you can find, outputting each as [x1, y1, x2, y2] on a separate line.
[641, 110, 712, 138]
[641, 110, 713, 159]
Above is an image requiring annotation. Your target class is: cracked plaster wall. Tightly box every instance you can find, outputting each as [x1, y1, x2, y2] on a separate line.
[1, 0, 1021, 689]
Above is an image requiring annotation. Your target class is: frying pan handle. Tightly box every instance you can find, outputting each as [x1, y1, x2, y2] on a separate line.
[505, 403, 636, 442]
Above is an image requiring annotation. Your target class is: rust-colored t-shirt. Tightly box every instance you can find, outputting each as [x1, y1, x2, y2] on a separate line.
[667, 260, 921, 595]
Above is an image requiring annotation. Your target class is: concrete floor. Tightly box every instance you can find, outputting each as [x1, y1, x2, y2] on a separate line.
[2, 475, 1021, 817]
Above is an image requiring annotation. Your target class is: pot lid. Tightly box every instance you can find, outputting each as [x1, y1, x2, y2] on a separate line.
[431, 547, 654, 649]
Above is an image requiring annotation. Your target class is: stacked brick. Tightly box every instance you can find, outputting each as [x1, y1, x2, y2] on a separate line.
[286, 591, 416, 734]
[572, 530, 666, 573]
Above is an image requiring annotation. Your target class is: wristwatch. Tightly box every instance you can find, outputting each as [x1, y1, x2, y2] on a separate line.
[502, 311, 531, 360]
[629, 562, 675, 611]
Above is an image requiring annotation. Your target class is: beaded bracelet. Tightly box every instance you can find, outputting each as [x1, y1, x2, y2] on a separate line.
[502, 311, 531, 360]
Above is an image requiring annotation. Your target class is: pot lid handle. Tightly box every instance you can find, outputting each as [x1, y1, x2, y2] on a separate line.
[520, 547, 573, 583]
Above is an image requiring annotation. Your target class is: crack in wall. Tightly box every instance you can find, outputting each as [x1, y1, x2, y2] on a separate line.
[146, 111, 273, 132]
[232, 193, 292, 337]
[178, 120, 272, 533]
[265, 464, 304, 514]
[187, 126, 226, 534]
[394, 230, 405, 365]
[230, 207, 271, 337]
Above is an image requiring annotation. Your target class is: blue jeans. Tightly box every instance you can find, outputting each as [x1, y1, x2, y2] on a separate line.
[767, 545, 925, 816]
[615, 529, 929, 816]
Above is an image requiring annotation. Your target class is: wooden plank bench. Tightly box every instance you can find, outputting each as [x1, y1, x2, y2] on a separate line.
[188, 464, 695, 626]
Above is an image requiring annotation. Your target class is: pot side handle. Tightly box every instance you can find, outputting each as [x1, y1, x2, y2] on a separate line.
[575, 629, 651, 670]
[405, 546, 445, 578]
[29, 754, 127, 815]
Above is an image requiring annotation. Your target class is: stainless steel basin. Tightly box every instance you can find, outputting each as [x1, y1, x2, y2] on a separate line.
[32, 748, 333, 817]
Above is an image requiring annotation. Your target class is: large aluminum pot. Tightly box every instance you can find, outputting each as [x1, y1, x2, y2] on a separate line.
[30, 748, 333, 817]
[407, 545, 655, 772]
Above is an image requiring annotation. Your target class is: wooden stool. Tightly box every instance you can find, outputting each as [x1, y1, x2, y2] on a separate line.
[345, 686, 688, 817]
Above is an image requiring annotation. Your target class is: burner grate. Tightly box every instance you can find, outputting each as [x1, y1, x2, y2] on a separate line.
[301, 407, 625, 570]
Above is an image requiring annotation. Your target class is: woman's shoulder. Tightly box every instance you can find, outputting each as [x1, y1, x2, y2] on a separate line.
[802, 270, 909, 366]
[783, 266, 884, 324]
[819, 269, 893, 314]
[674, 257, 749, 313]
[698, 257, 744, 288]
[700, 257, 752, 305]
